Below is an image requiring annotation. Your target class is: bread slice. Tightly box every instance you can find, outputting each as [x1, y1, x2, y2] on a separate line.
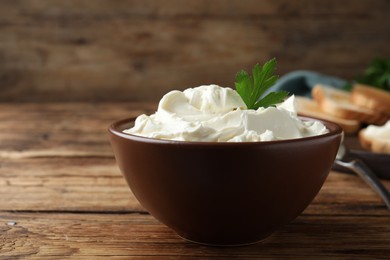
[312, 84, 387, 125]
[351, 83, 390, 118]
[359, 121, 390, 154]
[295, 96, 360, 134]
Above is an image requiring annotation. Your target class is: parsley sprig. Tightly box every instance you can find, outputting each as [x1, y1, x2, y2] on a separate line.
[344, 58, 390, 92]
[356, 58, 390, 91]
[235, 58, 288, 109]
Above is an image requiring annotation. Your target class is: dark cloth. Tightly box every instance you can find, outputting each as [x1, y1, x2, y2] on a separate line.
[268, 70, 347, 97]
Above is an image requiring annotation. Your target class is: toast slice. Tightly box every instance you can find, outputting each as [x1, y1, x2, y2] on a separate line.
[295, 96, 360, 134]
[351, 83, 390, 118]
[312, 84, 387, 125]
[359, 121, 390, 154]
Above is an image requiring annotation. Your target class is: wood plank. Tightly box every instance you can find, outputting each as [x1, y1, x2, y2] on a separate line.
[1, 0, 387, 18]
[1, 153, 389, 215]
[0, 1, 388, 101]
[0, 102, 389, 215]
[0, 101, 389, 260]
[1, 212, 390, 258]
[0, 101, 389, 257]
[0, 96, 375, 156]
[0, 157, 143, 212]
[0, 102, 156, 156]
[309, 172, 390, 215]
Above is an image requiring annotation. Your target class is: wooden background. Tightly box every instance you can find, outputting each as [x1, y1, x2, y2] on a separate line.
[0, 0, 389, 102]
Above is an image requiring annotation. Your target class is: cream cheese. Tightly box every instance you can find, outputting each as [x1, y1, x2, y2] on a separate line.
[124, 84, 328, 142]
[364, 120, 390, 140]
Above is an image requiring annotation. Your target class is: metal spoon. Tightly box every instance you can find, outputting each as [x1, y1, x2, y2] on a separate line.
[334, 144, 390, 209]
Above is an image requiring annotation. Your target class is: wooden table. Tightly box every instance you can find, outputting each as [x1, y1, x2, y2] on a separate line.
[1, 102, 390, 259]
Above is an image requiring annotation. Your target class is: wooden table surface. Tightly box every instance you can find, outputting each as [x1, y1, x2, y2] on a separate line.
[1, 102, 390, 259]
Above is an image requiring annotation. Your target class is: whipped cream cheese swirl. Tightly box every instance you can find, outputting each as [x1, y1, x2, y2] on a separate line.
[124, 85, 328, 142]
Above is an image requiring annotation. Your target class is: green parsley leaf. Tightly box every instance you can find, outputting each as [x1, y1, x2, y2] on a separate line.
[344, 58, 390, 92]
[255, 91, 289, 108]
[358, 58, 390, 92]
[234, 58, 288, 109]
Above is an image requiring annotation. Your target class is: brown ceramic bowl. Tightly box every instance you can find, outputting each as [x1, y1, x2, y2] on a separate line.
[109, 117, 342, 246]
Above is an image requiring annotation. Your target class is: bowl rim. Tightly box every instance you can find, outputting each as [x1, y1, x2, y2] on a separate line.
[108, 116, 343, 146]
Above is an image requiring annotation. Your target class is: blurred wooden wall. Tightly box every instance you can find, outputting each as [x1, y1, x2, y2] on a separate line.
[0, 0, 389, 102]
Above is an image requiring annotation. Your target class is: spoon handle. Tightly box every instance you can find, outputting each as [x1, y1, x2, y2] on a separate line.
[335, 159, 390, 210]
